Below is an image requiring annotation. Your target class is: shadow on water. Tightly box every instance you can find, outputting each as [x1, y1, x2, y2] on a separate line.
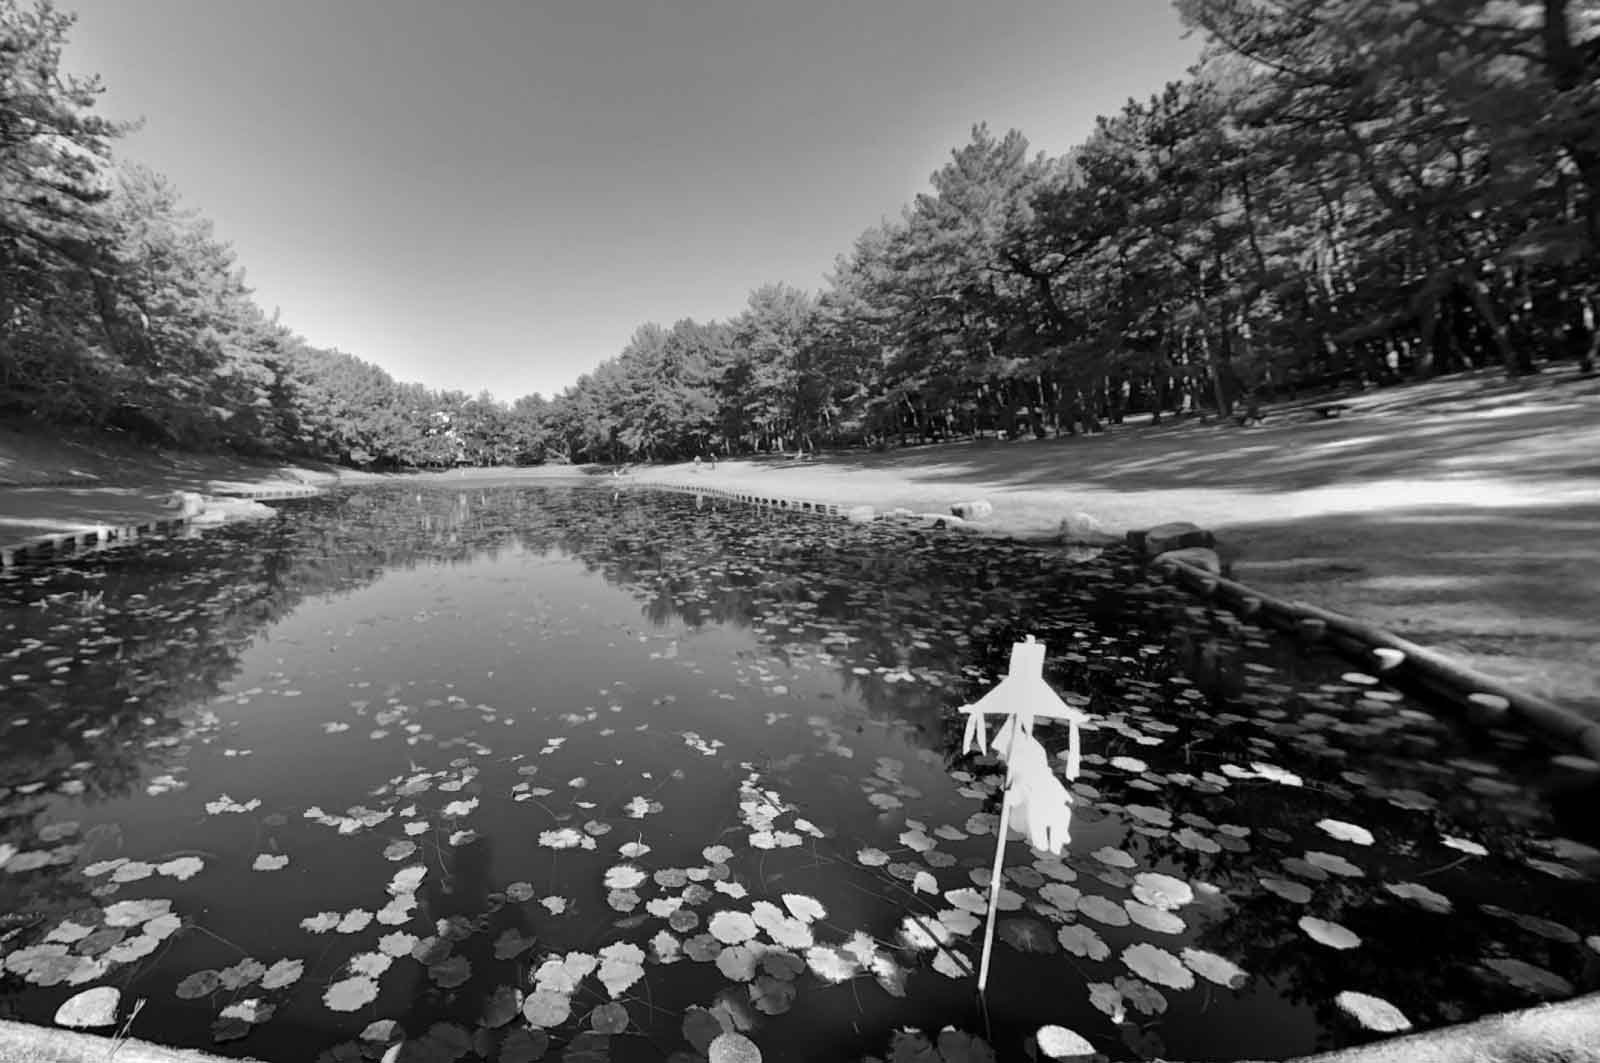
[0, 483, 1595, 1063]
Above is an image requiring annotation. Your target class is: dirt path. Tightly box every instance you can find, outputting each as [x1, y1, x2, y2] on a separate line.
[4, 369, 1597, 717]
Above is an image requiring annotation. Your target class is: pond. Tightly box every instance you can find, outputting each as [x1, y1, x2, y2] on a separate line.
[1, 484, 1596, 1063]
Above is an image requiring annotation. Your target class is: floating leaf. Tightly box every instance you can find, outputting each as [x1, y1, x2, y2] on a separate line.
[300, 911, 339, 934]
[360, 1020, 400, 1044]
[1305, 851, 1364, 878]
[336, 909, 373, 934]
[1090, 846, 1135, 868]
[1181, 948, 1248, 988]
[522, 989, 571, 1029]
[709, 910, 758, 944]
[103, 899, 172, 927]
[1130, 872, 1191, 910]
[1125, 901, 1185, 934]
[805, 944, 859, 983]
[1482, 957, 1574, 998]
[1087, 982, 1125, 1021]
[1316, 819, 1375, 846]
[1441, 836, 1488, 857]
[382, 840, 417, 862]
[1035, 1025, 1095, 1059]
[175, 970, 222, 1000]
[494, 928, 538, 960]
[1076, 894, 1130, 927]
[500, 1028, 550, 1063]
[683, 1007, 723, 1055]
[1113, 976, 1168, 1016]
[603, 864, 646, 890]
[261, 958, 304, 990]
[1056, 925, 1108, 961]
[856, 847, 889, 867]
[251, 853, 289, 871]
[997, 918, 1057, 954]
[708, 1032, 761, 1063]
[717, 944, 761, 982]
[750, 973, 796, 1015]
[1299, 916, 1361, 950]
[781, 894, 826, 924]
[54, 986, 119, 1028]
[597, 942, 646, 997]
[1335, 991, 1412, 1032]
[157, 856, 205, 881]
[1121, 944, 1193, 989]
[588, 1001, 629, 1034]
[429, 954, 472, 988]
[323, 976, 380, 1012]
[1260, 877, 1313, 903]
[1384, 882, 1452, 914]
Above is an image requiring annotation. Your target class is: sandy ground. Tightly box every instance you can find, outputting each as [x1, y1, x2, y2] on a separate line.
[3, 367, 1597, 716]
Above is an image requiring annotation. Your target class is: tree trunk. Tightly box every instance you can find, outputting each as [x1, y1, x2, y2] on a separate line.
[1464, 276, 1532, 376]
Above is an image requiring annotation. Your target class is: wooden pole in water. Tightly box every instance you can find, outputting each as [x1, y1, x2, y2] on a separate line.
[976, 797, 1012, 994]
[977, 720, 1021, 994]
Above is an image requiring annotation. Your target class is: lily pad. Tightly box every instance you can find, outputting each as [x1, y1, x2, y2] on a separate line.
[54, 986, 119, 1028]
[1334, 991, 1412, 1032]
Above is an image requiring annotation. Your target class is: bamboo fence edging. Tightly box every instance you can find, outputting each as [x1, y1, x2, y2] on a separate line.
[1152, 554, 1600, 763]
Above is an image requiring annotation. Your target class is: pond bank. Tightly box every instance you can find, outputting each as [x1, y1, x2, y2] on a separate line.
[5, 988, 1598, 1063]
[616, 369, 1600, 723]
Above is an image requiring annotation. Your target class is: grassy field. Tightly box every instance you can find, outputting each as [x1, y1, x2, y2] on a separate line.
[3, 367, 1597, 716]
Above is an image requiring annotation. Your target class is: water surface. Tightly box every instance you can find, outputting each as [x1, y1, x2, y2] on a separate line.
[1, 485, 1595, 1063]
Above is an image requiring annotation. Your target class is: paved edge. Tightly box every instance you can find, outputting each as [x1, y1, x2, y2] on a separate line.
[4, 992, 1598, 1062]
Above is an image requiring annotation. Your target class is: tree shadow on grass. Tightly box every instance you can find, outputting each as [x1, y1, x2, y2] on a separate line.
[1220, 501, 1600, 717]
[789, 368, 1600, 496]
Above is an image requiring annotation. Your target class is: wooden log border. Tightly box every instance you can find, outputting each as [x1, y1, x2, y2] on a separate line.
[620, 477, 986, 532]
[1148, 551, 1600, 765]
[0, 487, 322, 575]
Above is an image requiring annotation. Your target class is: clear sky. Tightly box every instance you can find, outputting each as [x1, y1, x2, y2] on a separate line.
[61, 0, 1201, 402]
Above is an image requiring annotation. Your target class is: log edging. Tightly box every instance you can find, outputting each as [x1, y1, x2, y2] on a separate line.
[1148, 552, 1600, 764]
[0, 488, 322, 574]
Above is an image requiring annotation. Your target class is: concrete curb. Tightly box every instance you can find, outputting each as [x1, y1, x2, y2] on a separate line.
[1149, 552, 1600, 764]
[0, 487, 325, 574]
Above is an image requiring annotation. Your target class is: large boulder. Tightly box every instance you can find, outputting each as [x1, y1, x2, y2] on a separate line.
[1128, 521, 1215, 557]
[949, 499, 993, 520]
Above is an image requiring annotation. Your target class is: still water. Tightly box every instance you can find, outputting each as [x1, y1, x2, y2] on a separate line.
[1, 484, 1595, 1063]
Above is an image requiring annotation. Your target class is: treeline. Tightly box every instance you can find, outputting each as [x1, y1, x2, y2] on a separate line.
[3, 1, 1596, 470]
